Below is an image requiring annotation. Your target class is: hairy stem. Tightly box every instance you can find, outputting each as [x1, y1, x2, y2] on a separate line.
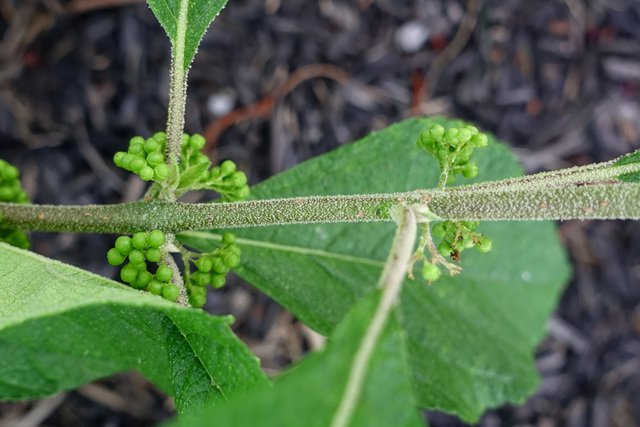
[331, 206, 417, 427]
[2, 182, 640, 234]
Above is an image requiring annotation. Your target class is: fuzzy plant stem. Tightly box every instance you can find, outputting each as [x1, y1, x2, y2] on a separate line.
[2, 182, 640, 234]
[331, 206, 417, 427]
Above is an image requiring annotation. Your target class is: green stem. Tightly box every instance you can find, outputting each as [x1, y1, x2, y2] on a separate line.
[2, 182, 639, 234]
[331, 205, 417, 427]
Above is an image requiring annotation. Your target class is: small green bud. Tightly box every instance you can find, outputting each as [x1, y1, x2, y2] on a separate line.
[148, 230, 166, 248]
[144, 138, 160, 153]
[212, 257, 230, 274]
[115, 236, 133, 255]
[464, 125, 479, 136]
[438, 240, 452, 258]
[233, 185, 250, 200]
[156, 265, 173, 282]
[120, 263, 138, 283]
[189, 134, 206, 151]
[220, 160, 236, 177]
[130, 157, 146, 173]
[446, 174, 456, 185]
[422, 263, 441, 282]
[2, 165, 19, 180]
[113, 152, 126, 166]
[211, 274, 226, 289]
[146, 151, 164, 166]
[417, 131, 435, 151]
[445, 128, 459, 145]
[225, 253, 240, 268]
[132, 271, 153, 289]
[429, 124, 445, 142]
[132, 232, 148, 249]
[147, 279, 163, 295]
[457, 128, 472, 143]
[222, 232, 236, 245]
[432, 223, 446, 238]
[145, 247, 162, 262]
[130, 136, 145, 146]
[181, 133, 191, 148]
[191, 271, 210, 286]
[128, 143, 145, 156]
[209, 166, 222, 180]
[229, 171, 248, 187]
[162, 284, 180, 301]
[195, 257, 214, 272]
[460, 234, 475, 249]
[154, 164, 170, 181]
[471, 133, 488, 147]
[153, 132, 167, 143]
[121, 153, 135, 170]
[462, 163, 479, 179]
[107, 248, 126, 266]
[462, 221, 480, 231]
[476, 236, 493, 253]
[139, 165, 154, 181]
[128, 249, 146, 265]
[189, 292, 207, 308]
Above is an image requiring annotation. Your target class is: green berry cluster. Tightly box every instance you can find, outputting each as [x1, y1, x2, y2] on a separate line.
[433, 220, 493, 260]
[179, 134, 250, 202]
[417, 124, 488, 185]
[113, 133, 171, 182]
[0, 159, 30, 249]
[186, 232, 241, 307]
[107, 230, 180, 301]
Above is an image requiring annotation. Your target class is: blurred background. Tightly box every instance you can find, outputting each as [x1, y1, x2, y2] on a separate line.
[1, 0, 640, 425]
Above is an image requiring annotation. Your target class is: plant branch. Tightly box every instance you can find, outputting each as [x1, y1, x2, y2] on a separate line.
[331, 205, 417, 427]
[2, 182, 640, 234]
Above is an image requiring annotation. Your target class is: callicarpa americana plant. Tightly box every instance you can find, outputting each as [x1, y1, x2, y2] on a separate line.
[1, 1, 640, 426]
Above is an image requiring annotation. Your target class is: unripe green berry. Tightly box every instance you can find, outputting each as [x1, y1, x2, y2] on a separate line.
[144, 138, 160, 153]
[422, 263, 441, 282]
[154, 164, 170, 181]
[457, 128, 472, 143]
[129, 249, 146, 265]
[464, 125, 479, 136]
[130, 157, 146, 173]
[181, 133, 191, 148]
[220, 160, 236, 177]
[139, 165, 154, 181]
[445, 128, 459, 144]
[191, 271, 210, 286]
[153, 132, 167, 143]
[128, 143, 144, 156]
[211, 275, 226, 289]
[461, 163, 479, 179]
[462, 221, 480, 231]
[476, 236, 493, 253]
[156, 265, 173, 282]
[432, 223, 446, 238]
[222, 232, 236, 245]
[228, 245, 241, 256]
[0, 187, 15, 201]
[121, 153, 135, 170]
[148, 230, 166, 248]
[460, 234, 475, 249]
[229, 171, 248, 187]
[120, 263, 138, 283]
[145, 247, 162, 262]
[2, 165, 19, 180]
[132, 232, 148, 250]
[113, 152, 126, 166]
[162, 284, 180, 301]
[209, 166, 221, 180]
[225, 253, 240, 268]
[429, 124, 445, 142]
[146, 151, 164, 166]
[195, 257, 213, 272]
[471, 133, 488, 147]
[132, 271, 153, 289]
[107, 248, 126, 266]
[212, 257, 230, 274]
[417, 131, 435, 151]
[189, 292, 207, 308]
[234, 185, 250, 200]
[189, 134, 206, 151]
[115, 236, 133, 255]
[147, 280, 163, 295]
[134, 261, 148, 271]
[130, 136, 145, 146]
[438, 240, 452, 258]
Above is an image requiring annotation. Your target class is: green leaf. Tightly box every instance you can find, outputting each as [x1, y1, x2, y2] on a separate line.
[147, 0, 229, 70]
[178, 290, 423, 427]
[614, 149, 640, 182]
[179, 117, 571, 422]
[0, 244, 268, 418]
[178, 162, 211, 189]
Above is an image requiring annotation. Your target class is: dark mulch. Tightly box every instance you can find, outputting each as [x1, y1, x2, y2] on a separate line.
[1, 0, 640, 425]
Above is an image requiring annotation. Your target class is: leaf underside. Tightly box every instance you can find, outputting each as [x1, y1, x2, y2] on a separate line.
[179, 117, 571, 422]
[0, 244, 268, 419]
